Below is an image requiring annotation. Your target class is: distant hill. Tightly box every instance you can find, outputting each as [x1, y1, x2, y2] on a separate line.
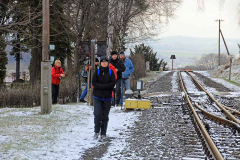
[146, 36, 240, 68]
[5, 36, 240, 71]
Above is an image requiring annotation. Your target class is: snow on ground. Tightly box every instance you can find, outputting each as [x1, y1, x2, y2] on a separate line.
[209, 59, 240, 84]
[190, 72, 217, 92]
[101, 110, 142, 159]
[181, 72, 199, 92]
[141, 71, 170, 85]
[0, 104, 140, 160]
[195, 71, 240, 92]
[171, 71, 179, 92]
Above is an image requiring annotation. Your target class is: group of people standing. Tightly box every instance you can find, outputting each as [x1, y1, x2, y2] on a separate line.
[80, 51, 134, 106]
[51, 50, 134, 140]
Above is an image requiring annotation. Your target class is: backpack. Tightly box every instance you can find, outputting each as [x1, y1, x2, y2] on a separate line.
[97, 69, 112, 77]
[109, 63, 117, 79]
[53, 66, 62, 71]
[81, 66, 88, 78]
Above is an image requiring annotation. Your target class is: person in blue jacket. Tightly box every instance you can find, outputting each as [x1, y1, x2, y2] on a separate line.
[119, 51, 134, 99]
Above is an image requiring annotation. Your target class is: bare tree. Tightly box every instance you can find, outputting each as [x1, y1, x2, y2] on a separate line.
[0, 0, 183, 82]
[195, 53, 228, 70]
[107, 0, 182, 53]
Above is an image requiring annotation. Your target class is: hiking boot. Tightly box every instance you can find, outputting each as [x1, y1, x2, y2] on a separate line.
[111, 102, 115, 107]
[80, 99, 87, 103]
[93, 133, 99, 139]
[101, 135, 106, 139]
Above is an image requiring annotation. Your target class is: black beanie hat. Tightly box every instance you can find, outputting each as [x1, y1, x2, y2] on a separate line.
[120, 51, 125, 55]
[100, 56, 109, 63]
[110, 51, 118, 56]
[95, 58, 99, 62]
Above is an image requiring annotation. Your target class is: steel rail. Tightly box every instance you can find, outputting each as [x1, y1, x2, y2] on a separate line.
[194, 102, 240, 132]
[179, 72, 224, 160]
[223, 105, 240, 117]
[187, 71, 240, 124]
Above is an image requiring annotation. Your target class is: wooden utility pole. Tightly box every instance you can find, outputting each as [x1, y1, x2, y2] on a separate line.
[42, 0, 50, 61]
[216, 19, 224, 66]
[90, 40, 96, 106]
[218, 20, 220, 66]
[217, 21, 233, 81]
[107, 0, 115, 56]
[229, 57, 232, 81]
[41, 0, 52, 114]
[87, 40, 96, 106]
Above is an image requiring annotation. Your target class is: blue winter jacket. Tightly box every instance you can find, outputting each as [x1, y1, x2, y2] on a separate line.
[122, 58, 134, 79]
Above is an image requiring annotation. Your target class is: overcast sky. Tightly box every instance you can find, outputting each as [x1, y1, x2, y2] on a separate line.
[160, 0, 240, 39]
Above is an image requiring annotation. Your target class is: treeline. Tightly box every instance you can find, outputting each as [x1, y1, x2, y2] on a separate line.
[178, 53, 229, 71]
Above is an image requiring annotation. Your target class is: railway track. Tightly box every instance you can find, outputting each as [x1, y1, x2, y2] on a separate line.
[179, 71, 240, 159]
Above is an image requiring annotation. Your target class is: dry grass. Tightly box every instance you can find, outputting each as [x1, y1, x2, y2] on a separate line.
[0, 76, 79, 108]
[0, 83, 40, 108]
[140, 71, 161, 84]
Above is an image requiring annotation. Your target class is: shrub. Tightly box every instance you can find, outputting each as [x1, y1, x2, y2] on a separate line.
[0, 83, 39, 108]
[0, 75, 79, 108]
[58, 76, 79, 104]
[130, 53, 146, 78]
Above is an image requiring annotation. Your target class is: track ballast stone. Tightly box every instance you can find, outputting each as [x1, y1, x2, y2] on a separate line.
[193, 72, 232, 92]
[147, 72, 174, 93]
[118, 95, 207, 159]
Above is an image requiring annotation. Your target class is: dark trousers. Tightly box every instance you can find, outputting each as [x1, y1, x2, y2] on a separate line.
[94, 98, 111, 135]
[115, 79, 122, 104]
[52, 83, 59, 104]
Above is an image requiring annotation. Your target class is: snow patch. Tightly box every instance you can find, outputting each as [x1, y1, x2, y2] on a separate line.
[0, 104, 140, 160]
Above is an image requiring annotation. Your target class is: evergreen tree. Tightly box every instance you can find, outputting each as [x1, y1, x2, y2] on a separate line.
[0, 0, 10, 84]
[130, 43, 165, 71]
[0, 36, 8, 84]
[49, 0, 72, 69]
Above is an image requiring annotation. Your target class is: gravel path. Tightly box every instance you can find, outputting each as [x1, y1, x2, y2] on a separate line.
[81, 139, 112, 160]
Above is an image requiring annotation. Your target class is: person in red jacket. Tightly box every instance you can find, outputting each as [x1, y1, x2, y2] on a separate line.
[52, 60, 65, 104]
